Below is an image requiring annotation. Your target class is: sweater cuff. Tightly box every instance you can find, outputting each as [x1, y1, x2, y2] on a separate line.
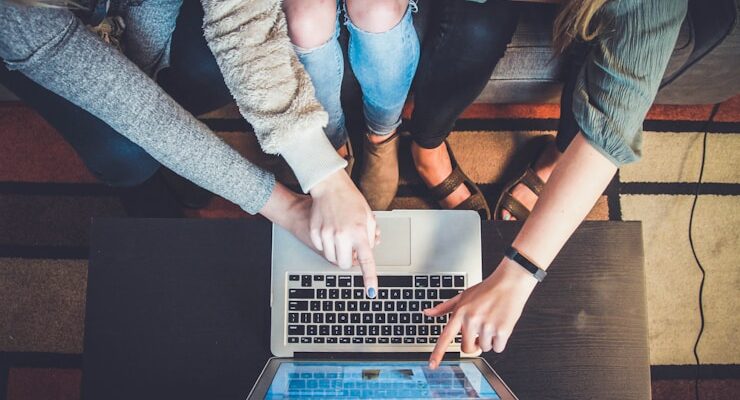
[278, 127, 347, 193]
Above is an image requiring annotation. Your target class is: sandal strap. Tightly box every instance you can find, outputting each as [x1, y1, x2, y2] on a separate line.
[428, 166, 466, 202]
[499, 192, 530, 220]
[454, 192, 491, 220]
[520, 167, 545, 195]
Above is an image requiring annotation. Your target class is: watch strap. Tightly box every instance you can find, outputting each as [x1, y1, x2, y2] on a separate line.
[504, 246, 547, 282]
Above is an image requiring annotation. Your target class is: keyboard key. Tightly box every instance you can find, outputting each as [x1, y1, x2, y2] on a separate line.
[301, 275, 312, 287]
[327, 337, 338, 344]
[378, 289, 389, 299]
[442, 276, 453, 287]
[326, 313, 336, 323]
[341, 289, 352, 299]
[379, 337, 389, 344]
[289, 275, 300, 281]
[402, 289, 413, 299]
[397, 301, 408, 311]
[374, 314, 385, 324]
[336, 301, 346, 311]
[421, 301, 432, 310]
[329, 289, 340, 299]
[400, 313, 410, 324]
[431, 325, 441, 335]
[390, 289, 401, 299]
[378, 276, 413, 287]
[322, 301, 333, 311]
[427, 289, 438, 299]
[288, 325, 304, 335]
[415, 289, 426, 299]
[384, 302, 395, 312]
[307, 325, 317, 336]
[317, 289, 327, 299]
[353, 289, 364, 299]
[369, 325, 379, 336]
[354, 275, 364, 287]
[310, 301, 321, 311]
[351, 314, 361, 324]
[365, 337, 377, 343]
[338, 313, 348, 323]
[340, 337, 350, 344]
[416, 337, 428, 344]
[454, 275, 465, 287]
[363, 313, 373, 323]
[425, 315, 435, 323]
[405, 326, 417, 336]
[430, 276, 441, 287]
[414, 276, 428, 287]
[372, 302, 382, 312]
[300, 313, 311, 323]
[404, 338, 414, 344]
[301, 337, 311, 343]
[357, 326, 367, 336]
[437, 315, 448, 323]
[440, 289, 462, 299]
[315, 337, 325, 343]
[382, 325, 391, 336]
[430, 337, 438, 343]
[391, 337, 402, 344]
[332, 325, 342, 335]
[314, 275, 324, 281]
[360, 301, 370, 311]
[320, 325, 330, 335]
[352, 337, 363, 344]
[393, 326, 403, 336]
[412, 313, 422, 324]
[454, 337, 462, 343]
[338, 276, 352, 287]
[419, 325, 429, 336]
[326, 276, 337, 287]
[344, 326, 354, 336]
[289, 301, 308, 311]
[288, 313, 298, 323]
[409, 301, 420, 312]
[313, 313, 323, 323]
[388, 313, 398, 323]
[288, 337, 298, 343]
[347, 301, 358, 311]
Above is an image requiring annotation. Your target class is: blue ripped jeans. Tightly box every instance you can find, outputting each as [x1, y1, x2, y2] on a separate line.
[294, 1, 420, 148]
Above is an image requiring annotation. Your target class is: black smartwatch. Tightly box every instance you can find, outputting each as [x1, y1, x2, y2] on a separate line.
[504, 246, 547, 282]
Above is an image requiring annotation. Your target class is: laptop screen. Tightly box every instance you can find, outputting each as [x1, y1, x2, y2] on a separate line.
[264, 361, 501, 399]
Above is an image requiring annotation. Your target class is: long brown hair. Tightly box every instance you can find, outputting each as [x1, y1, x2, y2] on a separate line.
[553, 0, 609, 54]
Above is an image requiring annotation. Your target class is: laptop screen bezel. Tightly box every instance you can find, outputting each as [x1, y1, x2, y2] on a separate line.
[247, 357, 517, 400]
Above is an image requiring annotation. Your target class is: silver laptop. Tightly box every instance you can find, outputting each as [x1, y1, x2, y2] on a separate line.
[254, 210, 517, 399]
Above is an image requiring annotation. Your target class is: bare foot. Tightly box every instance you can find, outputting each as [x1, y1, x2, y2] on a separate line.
[337, 142, 350, 159]
[500, 141, 561, 220]
[411, 141, 472, 209]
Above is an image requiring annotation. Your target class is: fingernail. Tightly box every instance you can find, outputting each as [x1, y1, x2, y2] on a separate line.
[428, 360, 436, 369]
[367, 287, 376, 299]
[503, 213, 510, 221]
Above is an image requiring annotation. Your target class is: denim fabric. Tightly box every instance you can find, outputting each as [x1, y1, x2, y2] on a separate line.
[295, 1, 420, 144]
[294, 16, 348, 149]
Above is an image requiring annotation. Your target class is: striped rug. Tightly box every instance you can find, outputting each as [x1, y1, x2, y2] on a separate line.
[1, 97, 738, 399]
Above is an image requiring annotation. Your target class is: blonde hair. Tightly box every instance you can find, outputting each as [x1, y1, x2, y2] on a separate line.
[553, 0, 609, 54]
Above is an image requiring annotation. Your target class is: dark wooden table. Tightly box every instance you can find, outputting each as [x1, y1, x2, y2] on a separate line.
[82, 218, 649, 400]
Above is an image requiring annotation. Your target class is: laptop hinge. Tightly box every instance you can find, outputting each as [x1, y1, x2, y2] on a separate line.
[294, 352, 461, 361]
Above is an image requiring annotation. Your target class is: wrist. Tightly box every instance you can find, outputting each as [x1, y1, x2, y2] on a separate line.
[259, 183, 304, 227]
[493, 258, 539, 291]
[309, 169, 349, 198]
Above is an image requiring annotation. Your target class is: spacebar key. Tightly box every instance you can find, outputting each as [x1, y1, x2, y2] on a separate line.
[378, 276, 412, 287]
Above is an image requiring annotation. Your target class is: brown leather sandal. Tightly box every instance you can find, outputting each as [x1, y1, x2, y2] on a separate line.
[427, 141, 491, 220]
[494, 135, 555, 221]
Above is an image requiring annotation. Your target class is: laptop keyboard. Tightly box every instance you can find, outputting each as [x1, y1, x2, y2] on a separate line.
[286, 274, 464, 345]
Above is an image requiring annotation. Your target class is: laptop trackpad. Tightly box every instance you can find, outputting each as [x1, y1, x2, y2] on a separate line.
[373, 217, 411, 266]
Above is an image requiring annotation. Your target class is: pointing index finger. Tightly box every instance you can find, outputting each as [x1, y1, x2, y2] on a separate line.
[355, 239, 378, 299]
[429, 314, 462, 369]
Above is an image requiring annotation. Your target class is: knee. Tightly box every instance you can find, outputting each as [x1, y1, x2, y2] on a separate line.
[87, 144, 161, 188]
[283, 0, 338, 49]
[346, 0, 408, 33]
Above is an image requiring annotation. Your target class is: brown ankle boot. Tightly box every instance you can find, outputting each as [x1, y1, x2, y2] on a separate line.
[359, 132, 400, 210]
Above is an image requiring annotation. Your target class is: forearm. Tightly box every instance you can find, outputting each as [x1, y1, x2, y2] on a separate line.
[511, 133, 617, 270]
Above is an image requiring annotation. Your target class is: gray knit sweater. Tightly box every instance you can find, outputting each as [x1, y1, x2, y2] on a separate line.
[0, 0, 346, 214]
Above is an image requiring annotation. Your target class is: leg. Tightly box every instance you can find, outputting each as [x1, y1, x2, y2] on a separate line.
[499, 42, 590, 220]
[283, 0, 349, 151]
[410, 0, 519, 209]
[345, 0, 419, 210]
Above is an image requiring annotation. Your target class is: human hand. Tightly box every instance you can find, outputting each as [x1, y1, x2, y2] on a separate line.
[309, 170, 380, 297]
[425, 258, 538, 368]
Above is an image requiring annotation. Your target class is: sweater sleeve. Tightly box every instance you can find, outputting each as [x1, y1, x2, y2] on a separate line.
[200, 0, 347, 192]
[0, 3, 275, 214]
[572, 0, 687, 166]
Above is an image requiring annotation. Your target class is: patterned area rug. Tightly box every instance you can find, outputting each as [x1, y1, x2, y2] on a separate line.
[1, 97, 738, 399]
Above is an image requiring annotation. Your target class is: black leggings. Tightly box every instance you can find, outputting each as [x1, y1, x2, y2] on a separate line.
[409, 0, 520, 148]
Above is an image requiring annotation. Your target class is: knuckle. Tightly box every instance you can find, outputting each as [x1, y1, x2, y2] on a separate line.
[495, 328, 511, 338]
